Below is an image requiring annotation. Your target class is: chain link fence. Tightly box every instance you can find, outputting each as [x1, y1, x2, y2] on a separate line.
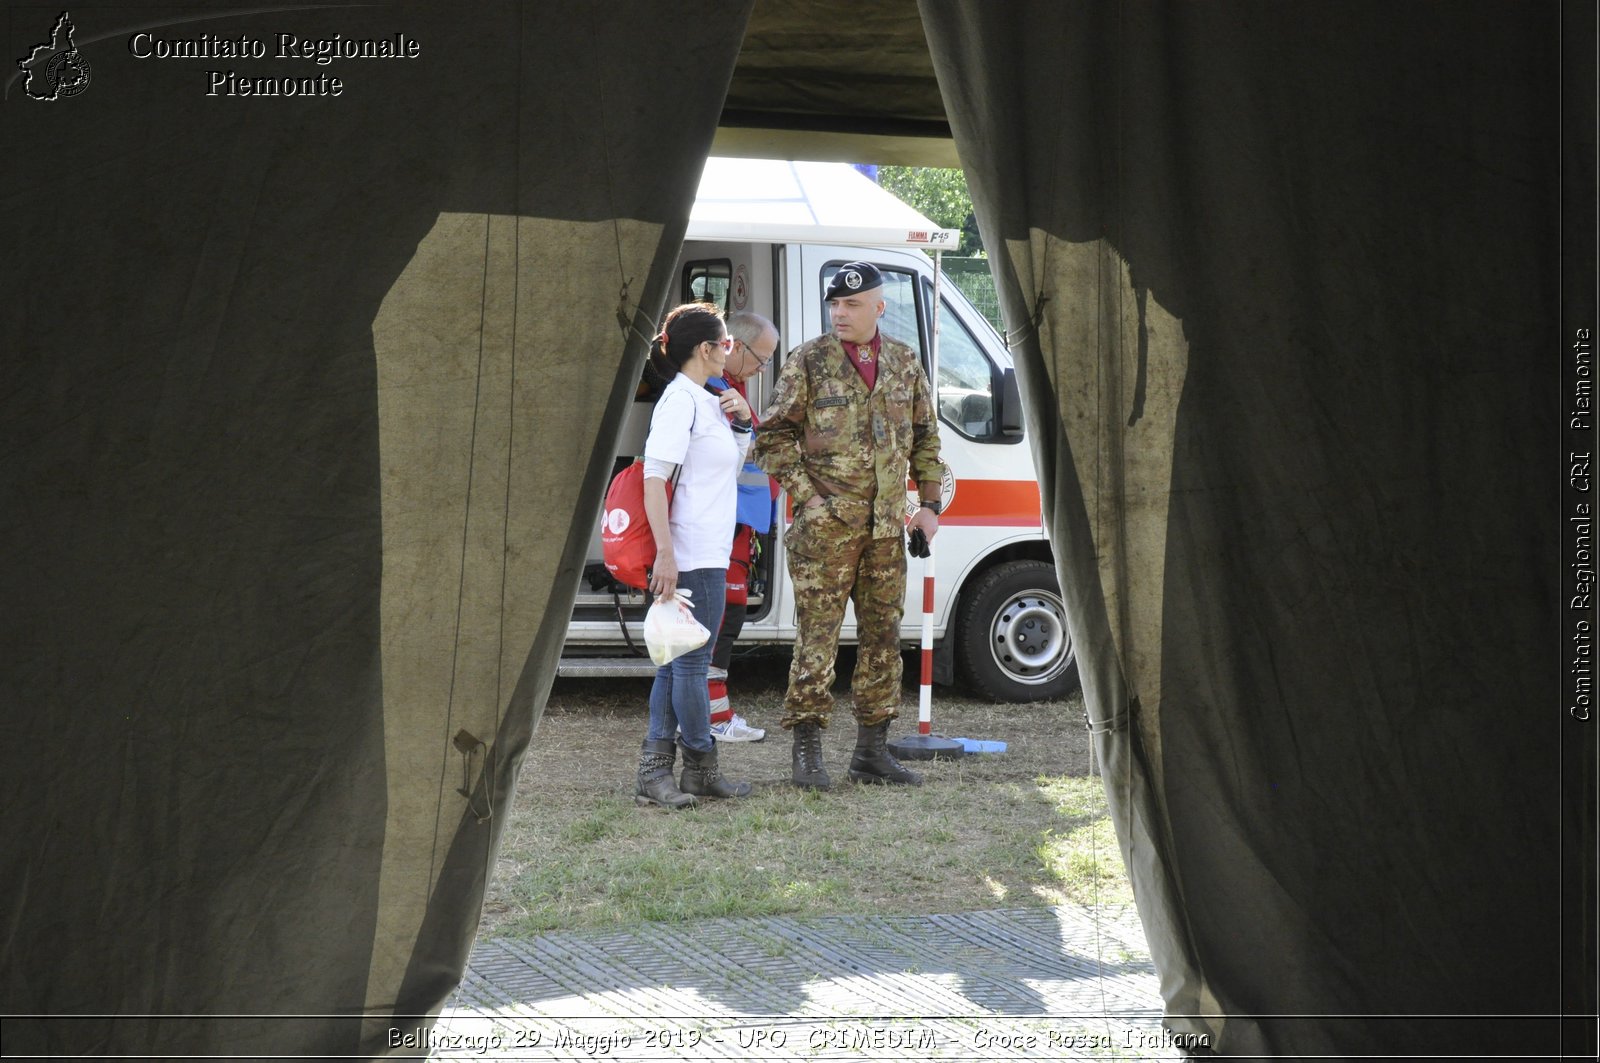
[942, 256, 1003, 335]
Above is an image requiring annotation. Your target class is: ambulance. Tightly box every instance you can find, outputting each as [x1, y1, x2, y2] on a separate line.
[561, 158, 1075, 702]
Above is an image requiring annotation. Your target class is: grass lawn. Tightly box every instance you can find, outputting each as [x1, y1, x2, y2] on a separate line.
[481, 650, 1135, 937]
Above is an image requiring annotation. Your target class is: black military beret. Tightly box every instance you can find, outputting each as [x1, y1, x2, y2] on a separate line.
[824, 261, 884, 300]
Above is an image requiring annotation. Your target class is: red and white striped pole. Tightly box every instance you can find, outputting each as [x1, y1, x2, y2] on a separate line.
[916, 534, 938, 732]
[890, 247, 962, 762]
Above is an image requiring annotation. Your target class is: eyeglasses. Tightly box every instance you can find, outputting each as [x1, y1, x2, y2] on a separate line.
[737, 339, 776, 368]
[706, 337, 734, 352]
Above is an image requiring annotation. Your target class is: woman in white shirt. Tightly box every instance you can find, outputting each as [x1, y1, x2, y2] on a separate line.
[635, 303, 755, 809]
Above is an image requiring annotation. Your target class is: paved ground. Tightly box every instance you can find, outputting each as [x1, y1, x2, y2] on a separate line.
[430, 904, 1201, 1061]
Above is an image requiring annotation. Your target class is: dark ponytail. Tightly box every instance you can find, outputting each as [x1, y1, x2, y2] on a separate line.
[646, 302, 725, 384]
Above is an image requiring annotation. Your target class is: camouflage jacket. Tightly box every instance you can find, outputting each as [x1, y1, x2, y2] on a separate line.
[752, 331, 946, 539]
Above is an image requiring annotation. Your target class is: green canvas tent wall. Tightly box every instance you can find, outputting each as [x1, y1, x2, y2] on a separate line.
[2, 1, 1593, 1058]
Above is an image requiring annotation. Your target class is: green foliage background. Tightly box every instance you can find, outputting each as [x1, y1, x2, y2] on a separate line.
[878, 166, 984, 256]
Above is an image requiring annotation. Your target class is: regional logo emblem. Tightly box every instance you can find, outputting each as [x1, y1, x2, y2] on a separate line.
[18, 12, 91, 100]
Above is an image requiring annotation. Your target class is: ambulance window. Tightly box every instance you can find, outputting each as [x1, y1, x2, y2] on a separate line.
[934, 308, 998, 440]
[683, 260, 732, 312]
[633, 259, 732, 403]
[875, 269, 923, 360]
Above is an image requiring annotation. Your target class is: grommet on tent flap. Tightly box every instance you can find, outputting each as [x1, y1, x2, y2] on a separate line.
[1083, 705, 1129, 735]
[614, 278, 660, 350]
[452, 729, 494, 824]
[1002, 292, 1048, 350]
[613, 279, 635, 334]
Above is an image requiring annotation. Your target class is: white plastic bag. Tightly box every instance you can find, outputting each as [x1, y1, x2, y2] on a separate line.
[643, 588, 710, 666]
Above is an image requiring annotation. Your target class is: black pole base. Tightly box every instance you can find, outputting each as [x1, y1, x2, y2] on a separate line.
[886, 733, 965, 761]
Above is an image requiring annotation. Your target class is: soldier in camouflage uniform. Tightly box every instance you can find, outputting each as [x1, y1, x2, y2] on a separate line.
[752, 261, 946, 790]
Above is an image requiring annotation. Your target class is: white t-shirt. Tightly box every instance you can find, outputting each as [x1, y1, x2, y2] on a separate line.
[642, 374, 751, 571]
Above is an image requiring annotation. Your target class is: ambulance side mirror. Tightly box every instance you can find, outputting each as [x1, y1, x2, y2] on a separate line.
[996, 367, 1024, 439]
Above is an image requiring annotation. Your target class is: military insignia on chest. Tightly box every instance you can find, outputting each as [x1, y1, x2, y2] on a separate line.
[813, 396, 850, 409]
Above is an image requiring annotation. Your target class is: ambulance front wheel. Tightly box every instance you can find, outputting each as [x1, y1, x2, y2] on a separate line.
[955, 560, 1079, 702]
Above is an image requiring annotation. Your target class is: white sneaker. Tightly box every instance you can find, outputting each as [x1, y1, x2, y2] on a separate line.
[710, 713, 766, 743]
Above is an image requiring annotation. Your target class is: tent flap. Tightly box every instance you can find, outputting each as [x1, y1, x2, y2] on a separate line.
[1, 3, 751, 1055]
[922, 0, 1572, 1055]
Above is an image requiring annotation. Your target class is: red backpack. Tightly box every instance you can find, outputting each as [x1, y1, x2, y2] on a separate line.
[600, 460, 676, 590]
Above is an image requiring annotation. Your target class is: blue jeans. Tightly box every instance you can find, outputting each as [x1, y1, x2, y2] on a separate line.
[647, 566, 726, 753]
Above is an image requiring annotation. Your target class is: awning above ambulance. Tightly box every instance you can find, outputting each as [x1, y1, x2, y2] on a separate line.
[687, 157, 960, 250]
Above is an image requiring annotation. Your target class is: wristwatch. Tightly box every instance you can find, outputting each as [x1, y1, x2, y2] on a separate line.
[919, 500, 941, 515]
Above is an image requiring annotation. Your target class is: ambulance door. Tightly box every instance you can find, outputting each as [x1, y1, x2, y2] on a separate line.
[680, 242, 780, 625]
[566, 241, 776, 640]
[916, 274, 1075, 702]
[679, 241, 777, 430]
[778, 246, 932, 646]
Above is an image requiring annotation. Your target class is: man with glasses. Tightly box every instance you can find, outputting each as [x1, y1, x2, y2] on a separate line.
[728, 313, 777, 377]
[703, 310, 781, 742]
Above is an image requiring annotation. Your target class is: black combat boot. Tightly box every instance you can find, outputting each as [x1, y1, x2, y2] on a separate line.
[847, 720, 924, 786]
[679, 741, 752, 798]
[635, 738, 697, 809]
[790, 721, 830, 791]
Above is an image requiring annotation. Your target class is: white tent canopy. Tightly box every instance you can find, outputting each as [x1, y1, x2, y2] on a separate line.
[688, 157, 960, 249]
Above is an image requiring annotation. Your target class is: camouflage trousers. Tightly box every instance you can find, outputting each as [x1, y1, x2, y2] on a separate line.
[780, 498, 906, 729]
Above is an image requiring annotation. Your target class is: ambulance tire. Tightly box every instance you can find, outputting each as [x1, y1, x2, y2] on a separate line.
[955, 560, 1079, 703]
